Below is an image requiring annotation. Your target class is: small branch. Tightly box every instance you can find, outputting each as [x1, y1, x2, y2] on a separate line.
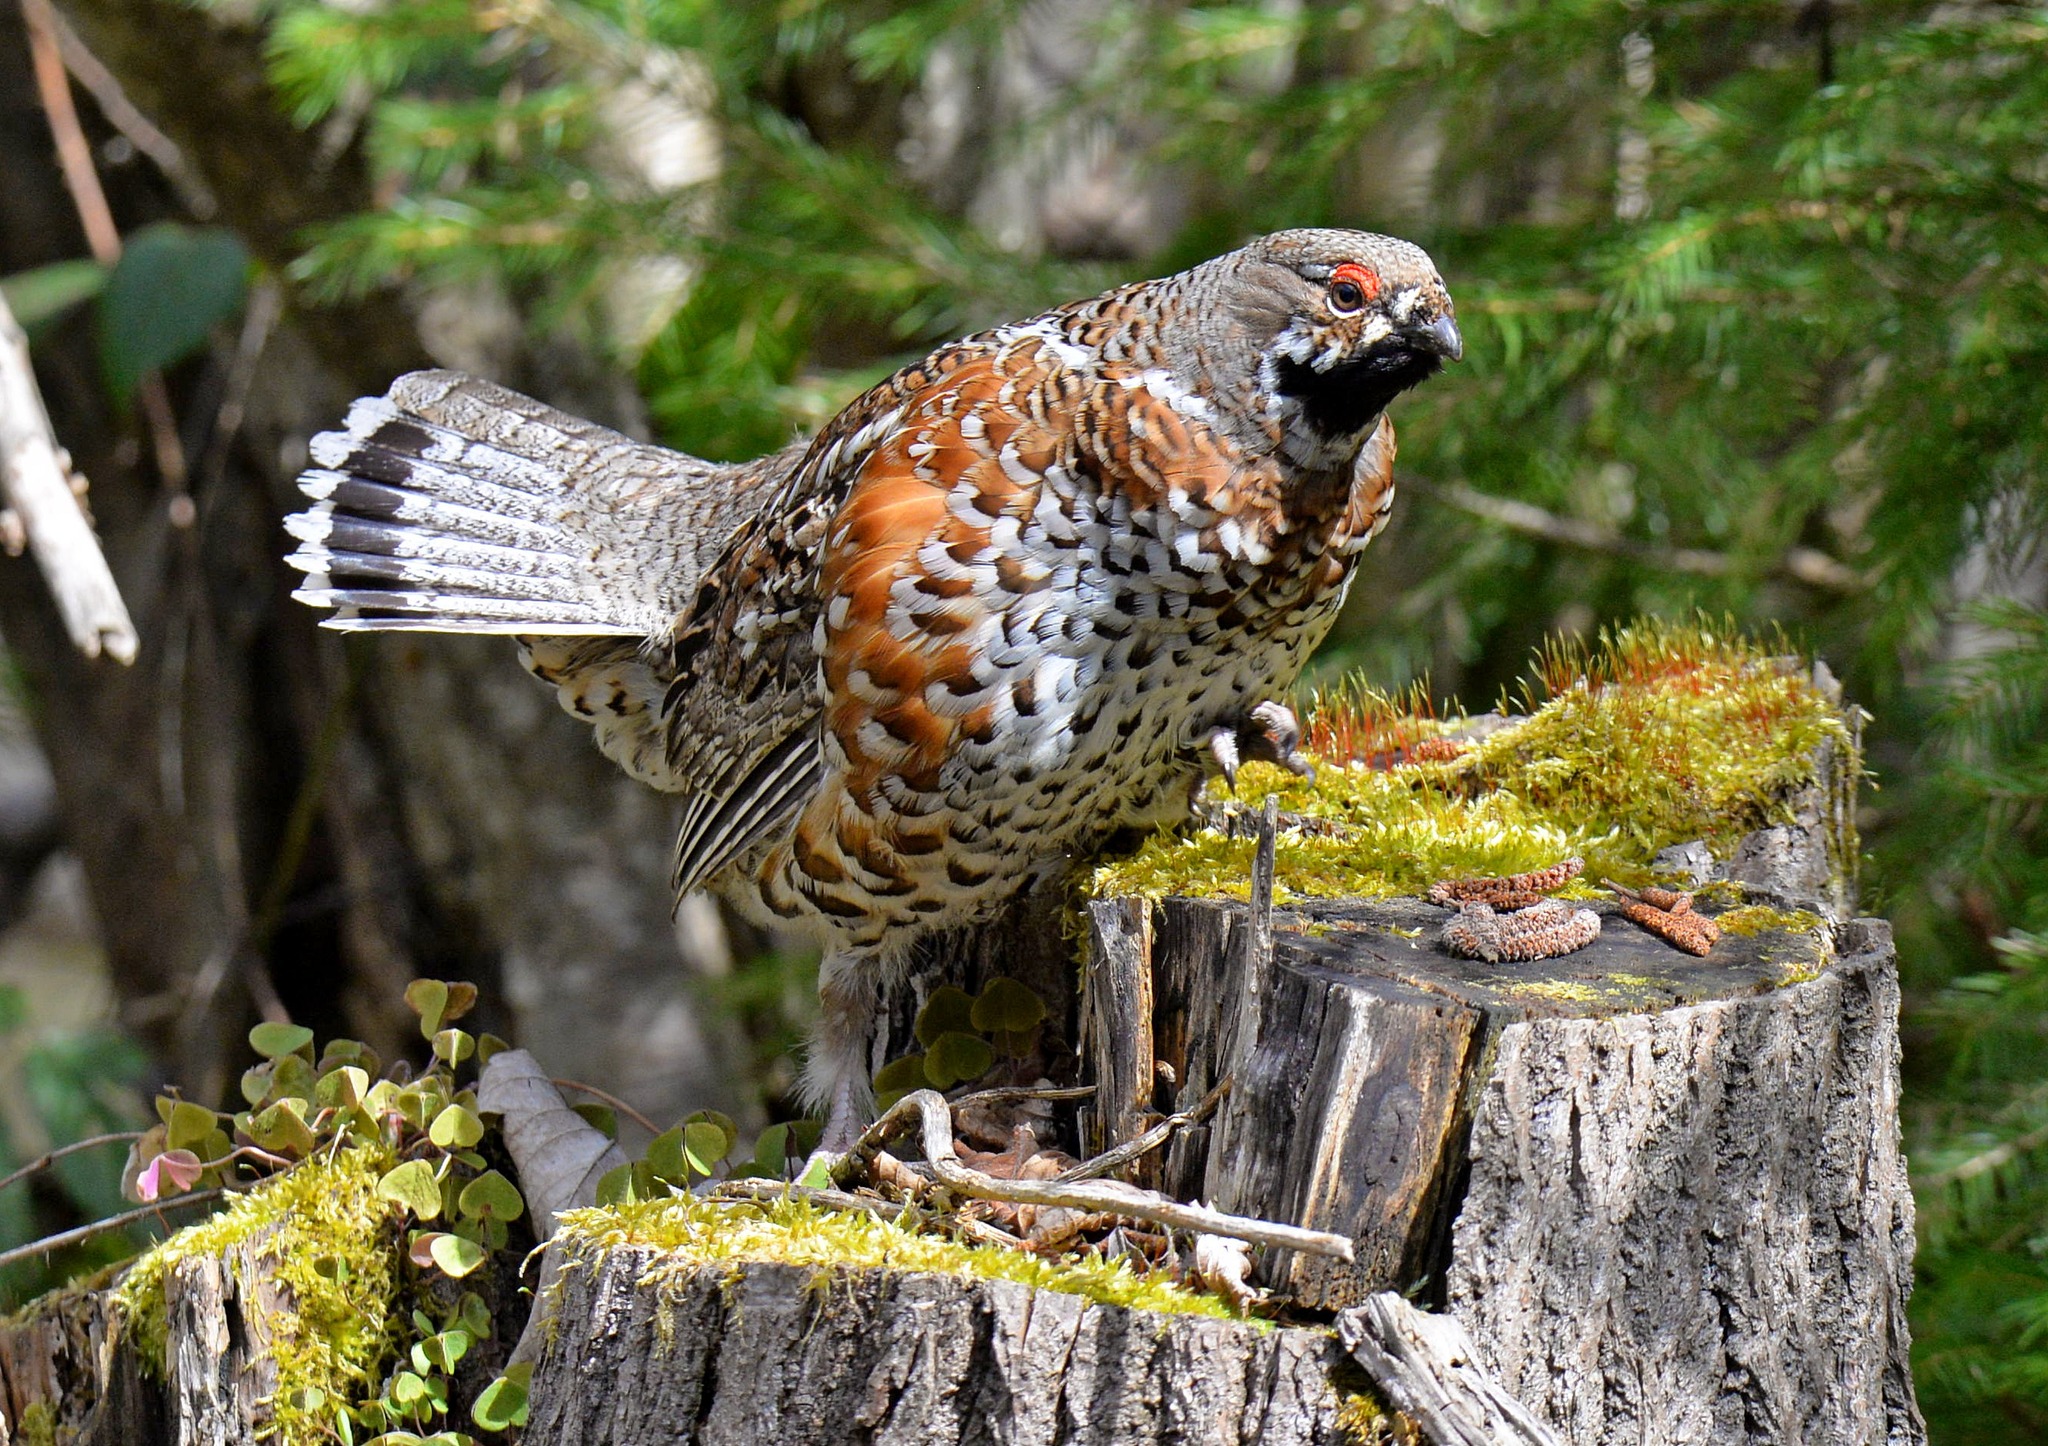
[1057, 1082, 1226, 1184]
[1915, 1118, 2048, 1192]
[0, 1131, 144, 1197]
[549, 1078, 662, 1137]
[44, 5, 219, 219]
[21, 0, 188, 497]
[836, 1089, 1355, 1262]
[0, 1188, 229, 1274]
[1418, 477, 1866, 593]
[0, 289, 139, 663]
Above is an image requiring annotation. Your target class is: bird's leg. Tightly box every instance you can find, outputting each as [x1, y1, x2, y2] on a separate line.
[803, 949, 883, 1163]
[1201, 700, 1316, 793]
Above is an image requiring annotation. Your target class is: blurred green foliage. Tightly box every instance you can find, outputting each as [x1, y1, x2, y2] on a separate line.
[0, 983, 150, 1304]
[1, 0, 2040, 1434]
[206, 3, 2048, 1433]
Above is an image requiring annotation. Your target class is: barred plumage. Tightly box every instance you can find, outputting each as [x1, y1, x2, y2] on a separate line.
[285, 228, 1461, 1148]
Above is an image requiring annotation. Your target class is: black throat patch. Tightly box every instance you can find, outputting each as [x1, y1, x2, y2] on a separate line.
[1275, 343, 1445, 439]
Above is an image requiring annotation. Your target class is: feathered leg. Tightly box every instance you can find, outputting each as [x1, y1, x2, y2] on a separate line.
[805, 946, 889, 1156]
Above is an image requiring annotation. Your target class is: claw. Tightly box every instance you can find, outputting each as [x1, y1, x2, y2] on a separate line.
[1245, 701, 1316, 783]
[1207, 726, 1242, 792]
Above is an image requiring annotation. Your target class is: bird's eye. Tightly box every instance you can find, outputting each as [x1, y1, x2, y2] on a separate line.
[1327, 262, 1381, 316]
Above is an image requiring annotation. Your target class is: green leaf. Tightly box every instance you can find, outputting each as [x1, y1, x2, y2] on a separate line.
[914, 985, 977, 1047]
[683, 1120, 730, 1177]
[871, 1053, 929, 1111]
[405, 980, 450, 1037]
[247, 1099, 317, 1157]
[644, 1126, 685, 1183]
[457, 1170, 523, 1222]
[594, 1160, 659, 1207]
[475, 1032, 510, 1066]
[377, 1159, 442, 1221]
[96, 223, 248, 400]
[570, 1102, 617, 1137]
[418, 1328, 471, 1374]
[428, 1104, 483, 1150]
[427, 1232, 487, 1278]
[249, 1021, 316, 1060]
[684, 1109, 739, 1161]
[432, 1029, 474, 1066]
[471, 1363, 532, 1431]
[921, 1031, 994, 1090]
[316, 1065, 371, 1112]
[166, 1100, 219, 1152]
[971, 977, 1046, 1034]
[2, 259, 107, 330]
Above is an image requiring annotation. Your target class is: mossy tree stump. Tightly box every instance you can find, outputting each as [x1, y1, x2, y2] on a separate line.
[0, 643, 1924, 1446]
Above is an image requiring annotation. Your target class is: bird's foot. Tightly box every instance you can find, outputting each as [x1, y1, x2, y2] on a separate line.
[1204, 700, 1316, 792]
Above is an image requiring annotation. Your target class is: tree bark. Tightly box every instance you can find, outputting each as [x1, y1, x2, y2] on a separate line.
[525, 1250, 1350, 1446]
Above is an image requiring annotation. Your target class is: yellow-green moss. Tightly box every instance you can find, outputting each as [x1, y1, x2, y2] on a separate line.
[554, 1192, 1247, 1321]
[1715, 905, 1827, 939]
[1093, 621, 1851, 905]
[13, 1401, 56, 1446]
[113, 1149, 400, 1444]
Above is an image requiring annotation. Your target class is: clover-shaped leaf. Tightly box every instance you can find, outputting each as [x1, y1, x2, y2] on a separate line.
[872, 1053, 929, 1112]
[472, 1363, 533, 1431]
[914, 985, 977, 1047]
[165, 1100, 219, 1152]
[378, 1160, 442, 1221]
[428, 1104, 483, 1150]
[457, 1170, 523, 1223]
[247, 1098, 317, 1157]
[922, 1031, 994, 1090]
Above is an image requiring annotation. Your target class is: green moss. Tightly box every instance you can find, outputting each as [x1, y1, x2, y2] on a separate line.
[113, 1149, 400, 1444]
[1093, 620, 1851, 905]
[1715, 904, 1827, 939]
[555, 1192, 1247, 1321]
[14, 1402, 55, 1446]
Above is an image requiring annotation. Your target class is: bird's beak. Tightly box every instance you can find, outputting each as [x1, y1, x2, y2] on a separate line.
[1412, 314, 1463, 363]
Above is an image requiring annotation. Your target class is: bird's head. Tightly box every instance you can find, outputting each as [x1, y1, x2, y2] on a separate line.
[1213, 229, 1462, 449]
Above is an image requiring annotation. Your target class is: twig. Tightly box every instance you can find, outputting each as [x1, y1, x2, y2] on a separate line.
[21, 0, 188, 497]
[44, 6, 218, 219]
[1056, 1082, 1227, 1184]
[0, 289, 139, 663]
[550, 1078, 661, 1137]
[948, 1084, 1095, 1109]
[1916, 1118, 2048, 1192]
[835, 1089, 1355, 1262]
[1415, 477, 1865, 593]
[0, 1188, 229, 1274]
[0, 1131, 144, 1197]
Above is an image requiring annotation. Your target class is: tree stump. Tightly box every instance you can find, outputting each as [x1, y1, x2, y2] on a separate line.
[0, 674, 1925, 1446]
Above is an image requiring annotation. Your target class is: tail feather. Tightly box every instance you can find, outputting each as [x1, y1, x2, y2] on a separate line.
[285, 372, 679, 636]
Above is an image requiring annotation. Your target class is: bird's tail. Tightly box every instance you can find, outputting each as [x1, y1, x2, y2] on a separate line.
[283, 370, 654, 635]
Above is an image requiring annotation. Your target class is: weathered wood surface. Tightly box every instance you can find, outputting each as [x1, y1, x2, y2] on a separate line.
[526, 1248, 1351, 1446]
[1337, 1293, 1563, 1446]
[1448, 916, 1920, 1446]
[0, 1226, 284, 1446]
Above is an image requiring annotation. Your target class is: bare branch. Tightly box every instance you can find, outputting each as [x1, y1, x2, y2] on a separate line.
[836, 1088, 1355, 1261]
[0, 290, 139, 663]
[0, 1188, 229, 1274]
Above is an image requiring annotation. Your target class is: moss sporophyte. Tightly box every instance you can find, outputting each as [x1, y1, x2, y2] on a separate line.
[1091, 619, 1852, 905]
